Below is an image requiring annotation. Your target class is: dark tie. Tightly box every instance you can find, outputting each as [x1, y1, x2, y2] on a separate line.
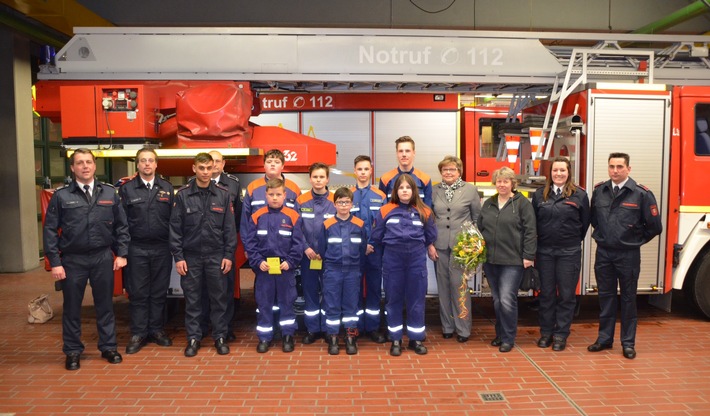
[83, 184, 91, 202]
[613, 185, 620, 197]
[556, 188, 561, 197]
[146, 182, 151, 190]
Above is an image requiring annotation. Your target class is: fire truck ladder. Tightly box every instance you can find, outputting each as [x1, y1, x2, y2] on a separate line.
[538, 42, 655, 166]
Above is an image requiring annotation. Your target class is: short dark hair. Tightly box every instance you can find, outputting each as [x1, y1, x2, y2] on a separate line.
[264, 149, 285, 164]
[309, 162, 330, 177]
[354, 155, 372, 166]
[334, 187, 353, 201]
[70, 148, 95, 165]
[194, 152, 213, 165]
[395, 135, 415, 150]
[266, 178, 285, 191]
[608, 152, 630, 166]
[136, 146, 158, 161]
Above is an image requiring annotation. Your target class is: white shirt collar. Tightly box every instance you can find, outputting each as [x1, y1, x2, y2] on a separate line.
[612, 178, 629, 189]
[79, 180, 94, 193]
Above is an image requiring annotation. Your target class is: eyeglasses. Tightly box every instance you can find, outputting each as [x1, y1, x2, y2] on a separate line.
[335, 200, 352, 206]
[441, 168, 458, 173]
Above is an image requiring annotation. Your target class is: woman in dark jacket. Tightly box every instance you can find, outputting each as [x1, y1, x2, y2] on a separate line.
[477, 167, 536, 352]
[532, 156, 590, 351]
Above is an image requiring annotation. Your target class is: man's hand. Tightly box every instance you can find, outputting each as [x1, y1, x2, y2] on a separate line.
[51, 266, 66, 280]
[221, 258, 233, 274]
[523, 259, 534, 269]
[176, 260, 188, 276]
[365, 244, 374, 255]
[113, 256, 127, 271]
[280, 261, 290, 271]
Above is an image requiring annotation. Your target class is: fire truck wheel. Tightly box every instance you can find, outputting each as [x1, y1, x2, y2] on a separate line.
[685, 249, 710, 320]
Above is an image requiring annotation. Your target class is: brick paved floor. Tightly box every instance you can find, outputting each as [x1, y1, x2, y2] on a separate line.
[1, 263, 709, 415]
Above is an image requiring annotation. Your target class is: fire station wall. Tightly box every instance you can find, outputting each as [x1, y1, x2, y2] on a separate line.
[0, 31, 40, 272]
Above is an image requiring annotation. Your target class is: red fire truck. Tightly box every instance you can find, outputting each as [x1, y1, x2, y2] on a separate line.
[35, 28, 710, 317]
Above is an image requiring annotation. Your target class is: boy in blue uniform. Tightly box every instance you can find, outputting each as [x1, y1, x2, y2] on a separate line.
[297, 163, 336, 344]
[319, 188, 366, 355]
[241, 149, 301, 339]
[242, 178, 306, 353]
[351, 155, 387, 343]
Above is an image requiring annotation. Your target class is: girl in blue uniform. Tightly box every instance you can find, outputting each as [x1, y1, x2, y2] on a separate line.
[370, 174, 437, 356]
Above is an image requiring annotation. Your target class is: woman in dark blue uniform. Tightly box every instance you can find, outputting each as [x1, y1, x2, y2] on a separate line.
[532, 156, 590, 351]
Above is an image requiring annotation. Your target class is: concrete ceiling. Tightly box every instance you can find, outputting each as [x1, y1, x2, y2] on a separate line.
[3, 0, 710, 38]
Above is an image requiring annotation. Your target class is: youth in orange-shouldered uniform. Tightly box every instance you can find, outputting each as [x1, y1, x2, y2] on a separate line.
[370, 174, 437, 357]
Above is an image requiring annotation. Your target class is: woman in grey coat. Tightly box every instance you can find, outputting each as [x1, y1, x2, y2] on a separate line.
[430, 156, 481, 343]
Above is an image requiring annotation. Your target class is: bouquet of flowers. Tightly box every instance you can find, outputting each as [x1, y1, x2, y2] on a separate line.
[452, 221, 486, 319]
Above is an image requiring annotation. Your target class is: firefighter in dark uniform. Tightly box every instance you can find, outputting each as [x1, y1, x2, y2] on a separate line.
[169, 153, 237, 357]
[588, 152, 663, 359]
[119, 147, 174, 354]
[201, 150, 242, 342]
[43, 148, 130, 371]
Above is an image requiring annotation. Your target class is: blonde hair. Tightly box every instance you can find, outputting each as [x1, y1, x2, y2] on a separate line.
[492, 167, 517, 188]
[437, 155, 463, 175]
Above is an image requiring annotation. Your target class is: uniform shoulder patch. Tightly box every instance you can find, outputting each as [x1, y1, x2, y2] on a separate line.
[412, 168, 431, 183]
[372, 188, 387, 199]
[176, 184, 190, 193]
[638, 183, 651, 192]
[594, 181, 605, 188]
[323, 216, 338, 229]
[379, 169, 398, 186]
[350, 216, 365, 227]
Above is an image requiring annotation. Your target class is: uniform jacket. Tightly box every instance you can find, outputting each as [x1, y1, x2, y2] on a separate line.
[43, 180, 130, 267]
[119, 175, 174, 247]
[240, 175, 301, 234]
[432, 181, 481, 250]
[296, 189, 336, 254]
[370, 202, 437, 253]
[477, 191, 537, 265]
[214, 172, 242, 231]
[532, 186, 590, 253]
[590, 177, 663, 250]
[169, 180, 236, 262]
[242, 205, 305, 270]
[350, 184, 386, 242]
[318, 214, 366, 271]
[378, 167, 433, 207]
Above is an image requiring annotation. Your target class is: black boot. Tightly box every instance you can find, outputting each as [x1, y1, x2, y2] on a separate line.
[345, 327, 358, 355]
[327, 335, 339, 355]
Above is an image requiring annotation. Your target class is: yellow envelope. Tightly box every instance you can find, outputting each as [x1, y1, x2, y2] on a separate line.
[267, 257, 282, 274]
[310, 259, 323, 270]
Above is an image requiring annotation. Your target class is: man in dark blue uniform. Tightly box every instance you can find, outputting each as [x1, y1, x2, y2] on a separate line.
[169, 153, 237, 357]
[44, 148, 130, 370]
[203, 150, 242, 342]
[587, 152, 663, 359]
[120, 147, 174, 354]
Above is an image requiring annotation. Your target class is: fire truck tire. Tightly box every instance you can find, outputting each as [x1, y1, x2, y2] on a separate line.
[685, 249, 710, 320]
